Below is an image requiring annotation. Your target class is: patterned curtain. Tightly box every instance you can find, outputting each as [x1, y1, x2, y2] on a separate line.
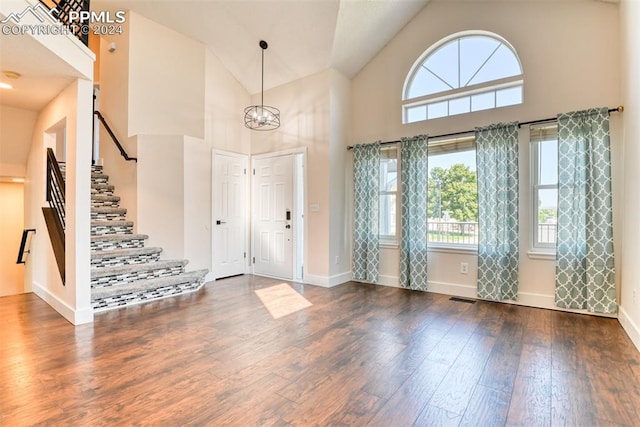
[352, 143, 380, 283]
[475, 122, 520, 301]
[399, 135, 429, 291]
[555, 108, 616, 313]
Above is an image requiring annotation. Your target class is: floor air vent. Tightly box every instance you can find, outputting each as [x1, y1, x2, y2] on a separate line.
[449, 297, 476, 304]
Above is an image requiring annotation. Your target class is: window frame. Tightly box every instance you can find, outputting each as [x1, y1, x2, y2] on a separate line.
[402, 31, 524, 124]
[530, 124, 558, 254]
[379, 145, 400, 246]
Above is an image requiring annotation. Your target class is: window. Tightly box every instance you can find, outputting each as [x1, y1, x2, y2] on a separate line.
[403, 31, 523, 123]
[380, 146, 399, 243]
[531, 124, 558, 251]
[427, 137, 478, 248]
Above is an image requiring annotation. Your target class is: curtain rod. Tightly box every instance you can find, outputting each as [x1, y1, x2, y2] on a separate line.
[346, 106, 624, 150]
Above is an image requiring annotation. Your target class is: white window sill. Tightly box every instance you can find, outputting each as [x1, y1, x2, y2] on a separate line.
[527, 251, 556, 261]
[379, 241, 399, 249]
[428, 244, 478, 255]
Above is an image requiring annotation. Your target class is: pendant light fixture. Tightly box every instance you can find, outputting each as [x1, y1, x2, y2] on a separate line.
[244, 40, 280, 131]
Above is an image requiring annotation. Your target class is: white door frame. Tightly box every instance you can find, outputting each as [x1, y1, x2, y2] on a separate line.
[251, 148, 307, 282]
[211, 149, 250, 279]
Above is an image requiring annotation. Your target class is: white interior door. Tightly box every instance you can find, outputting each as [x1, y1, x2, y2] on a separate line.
[253, 155, 294, 279]
[212, 151, 248, 279]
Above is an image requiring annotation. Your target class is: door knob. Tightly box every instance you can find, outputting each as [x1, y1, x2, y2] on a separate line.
[216, 220, 227, 225]
[285, 224, 291, 229]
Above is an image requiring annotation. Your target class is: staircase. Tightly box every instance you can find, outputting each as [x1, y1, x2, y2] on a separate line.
[60, 163, 208, 312]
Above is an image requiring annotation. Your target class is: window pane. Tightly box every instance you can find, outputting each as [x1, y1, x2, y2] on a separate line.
[408, 67, 452, 99]
[460, 36, 500, 86]
[468, 43, 522, 86]
[471, 91, 495, 112]
[428, 101, 448, 119]
[537, 188, 557, 244]
[449, 96, 470, 116]
[424, 40, 459, 89]
[538, 139, 558, 185]
[380, 147, 397, 191]
[380, 194, 397, 237]
[406, 105, 426, 123]
[428, 147, 478, 246]
[496, 85, 523, 107]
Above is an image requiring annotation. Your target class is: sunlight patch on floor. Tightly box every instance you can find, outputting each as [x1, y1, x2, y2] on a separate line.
[254, 283, 312, 319]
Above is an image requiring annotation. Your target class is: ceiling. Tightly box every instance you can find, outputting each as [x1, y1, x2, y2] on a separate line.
[0, 33, 81, 110]
[92, 0, 431, 95]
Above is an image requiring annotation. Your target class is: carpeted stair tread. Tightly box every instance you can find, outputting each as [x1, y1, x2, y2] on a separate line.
[91, 269, 208, 301]
[92, 207, 127, 215]
[91, 233, 148, 242]
[91, 246, 162, 260]
[91, 259, 188, 279]
[92, 195, 120, 202]
[92, 183, 115, 190]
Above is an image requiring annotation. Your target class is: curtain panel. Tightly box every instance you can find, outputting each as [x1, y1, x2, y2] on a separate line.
[475, 122, 520, 301]
[352, 143, 380, 283]
[555, 108, 616, 314]
[399, 135, 429, 291]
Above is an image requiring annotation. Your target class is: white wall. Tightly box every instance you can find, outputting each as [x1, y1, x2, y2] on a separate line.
[24, 79, 93, 325]
[98, 17, 138, 230]
[137, 135, 185, 259]
[329, 70, 351, 280]
[0, 106, 37, 177]
[128, 12, 205, 139]
[351, 0, 622, 309]
[619, 0, 640, 350]
[0, 182, 25, 296]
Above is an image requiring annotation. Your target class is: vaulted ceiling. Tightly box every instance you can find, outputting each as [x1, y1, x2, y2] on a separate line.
[92, 0, 431, 95]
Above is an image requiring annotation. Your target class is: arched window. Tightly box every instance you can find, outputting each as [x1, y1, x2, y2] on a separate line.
[403, 31, 523, 123]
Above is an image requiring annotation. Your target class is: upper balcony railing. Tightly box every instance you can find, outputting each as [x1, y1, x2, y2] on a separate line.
[39, 0, 90, 46]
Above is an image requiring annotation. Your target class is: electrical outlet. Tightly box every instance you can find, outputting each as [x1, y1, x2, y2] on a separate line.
[460, 262, 468, 274]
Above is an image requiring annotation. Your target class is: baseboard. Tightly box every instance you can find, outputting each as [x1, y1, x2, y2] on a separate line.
[378, 275, 400, 288]
[368, 276, 617, 318]
[304, 271, 351, 288]
[428, 280, 477, 298]
[619, 306, 640, 352]
[32, 281, 94, 325]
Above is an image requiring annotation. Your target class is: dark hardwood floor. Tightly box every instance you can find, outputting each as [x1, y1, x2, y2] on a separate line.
[2, 275, 639, 426]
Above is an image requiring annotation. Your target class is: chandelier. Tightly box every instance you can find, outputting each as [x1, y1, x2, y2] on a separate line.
[244, 40, 280, 131]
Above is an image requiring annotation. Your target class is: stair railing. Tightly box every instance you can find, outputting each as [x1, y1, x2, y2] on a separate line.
[16, 229, 36, 264]
[93, 110, 138, 162]
[44, 148, 66, 283]
[46, 148, 66, 230]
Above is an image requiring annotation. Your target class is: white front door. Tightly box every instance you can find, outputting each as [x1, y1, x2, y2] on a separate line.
[253, 155, 294, 279]
[212, 151, 248, 279]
